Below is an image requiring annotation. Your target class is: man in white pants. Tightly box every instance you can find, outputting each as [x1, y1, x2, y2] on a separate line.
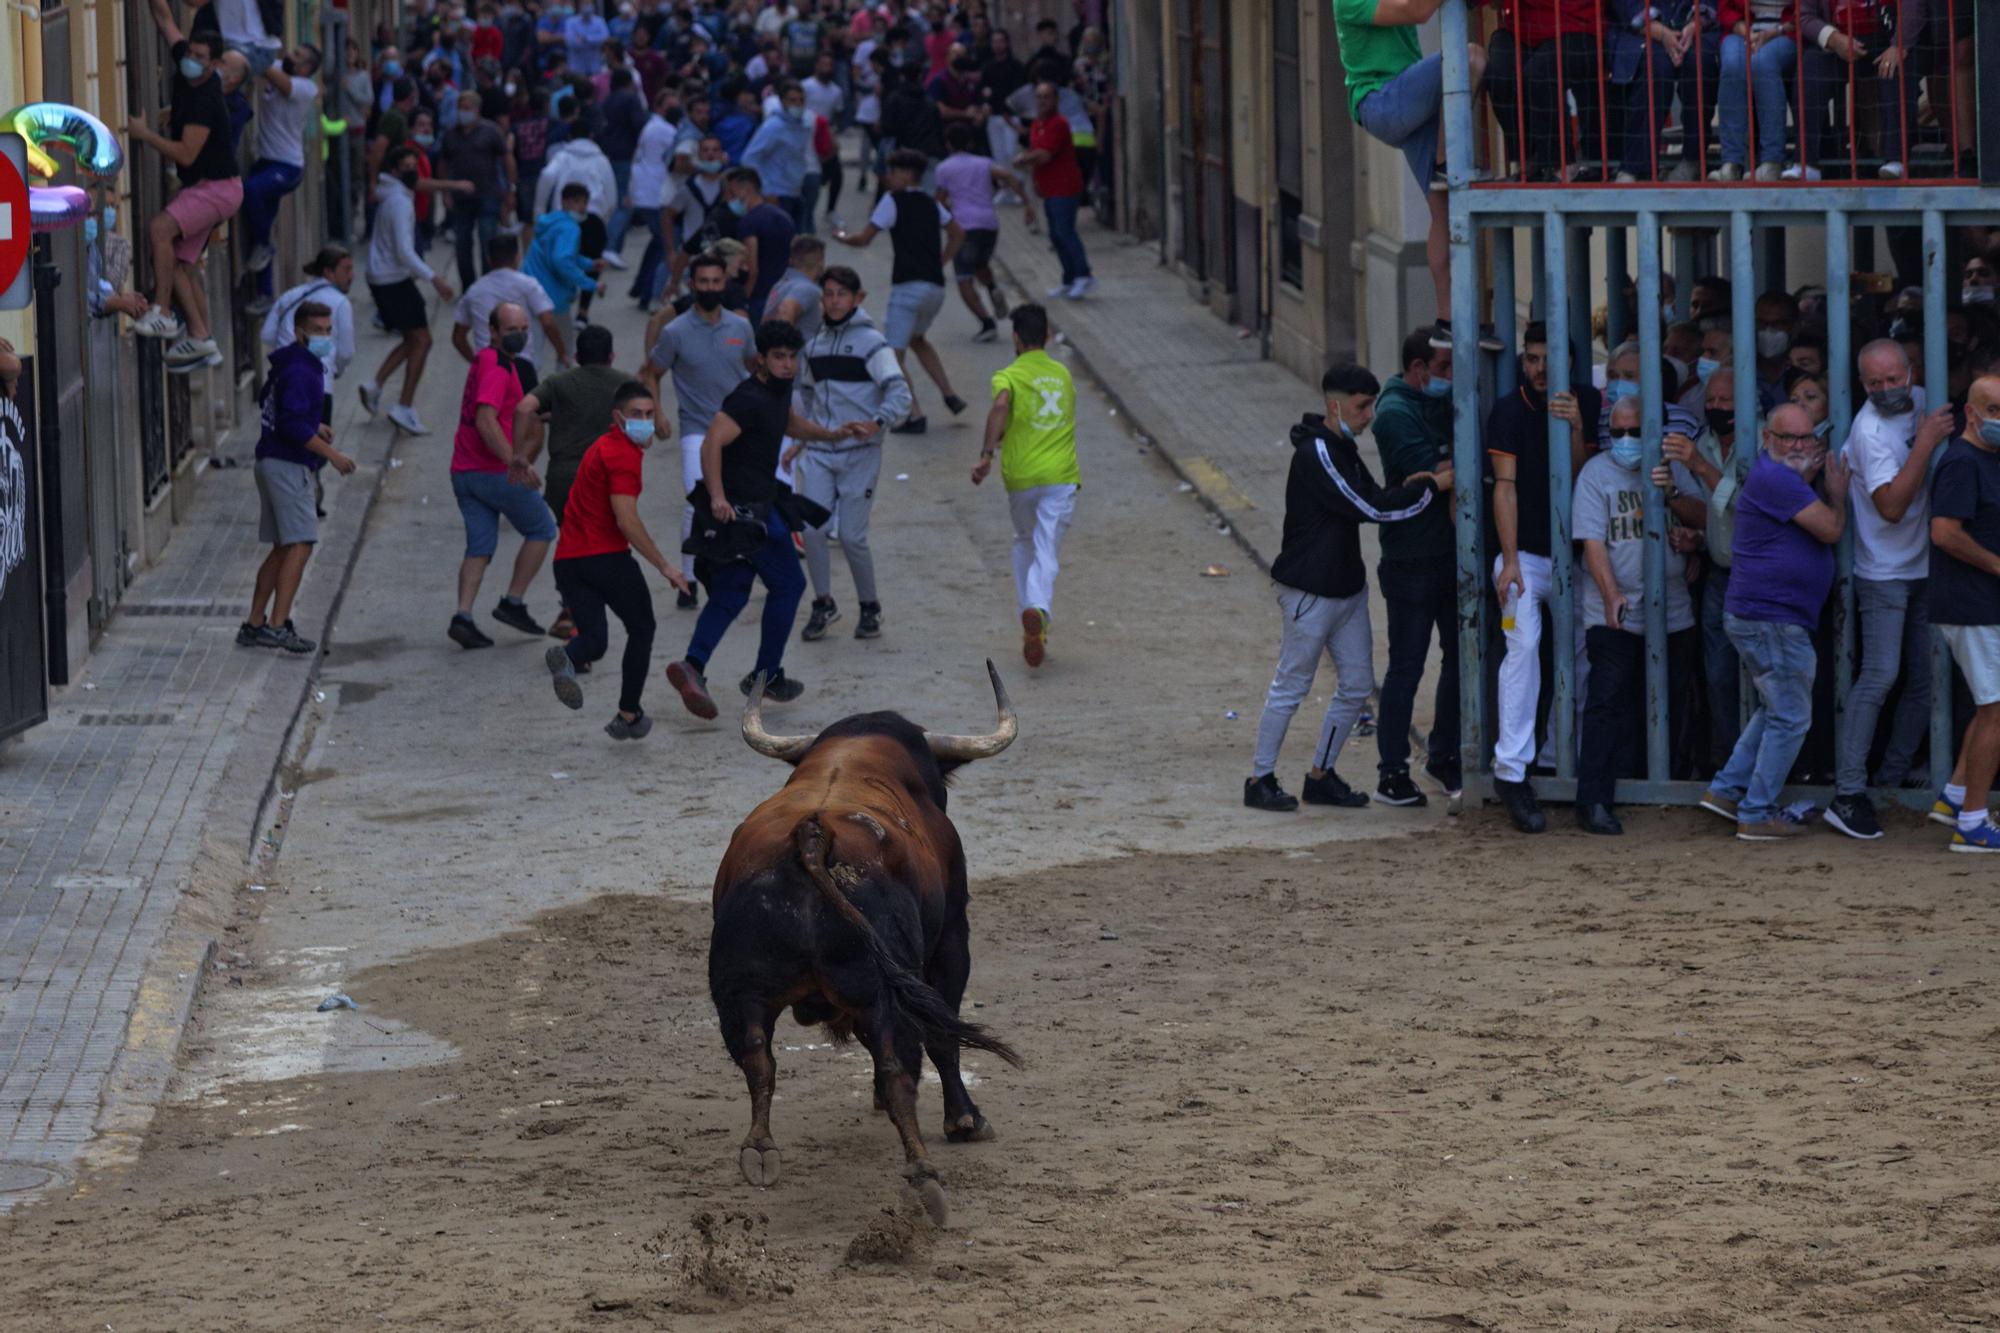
[1243, 362, 1448, 812]
[642, 253, 756, 608]
[791, 265, 913, 643]
[972, 304, 1077, 668]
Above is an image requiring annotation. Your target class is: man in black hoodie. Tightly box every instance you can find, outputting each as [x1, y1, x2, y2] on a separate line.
[1245, 363, 1451, 813]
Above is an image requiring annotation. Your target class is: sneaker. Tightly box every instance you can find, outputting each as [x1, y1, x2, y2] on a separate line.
[387, 404, 431, 435]
[1698, 789, 1740, 822]
[1375, 770, 1428, 807]
[491, 598, 546, 636]
[605, 711, 653, 740]
[600, 251, 628, 270]
[1494, 777, 1546, 833]
[1424, 756, 1464, 798]
[546, 643, 583, 710]
[248, 243, 275, 272]
[1613, 170, 1639, 184]
[1045, 283, 1071, 299]
[131, 305, 184, 338]
[548, 607, 576, 640]
[973, 319, 998, 343]
[801, 596, 841, 641]
[1710, 162, 1745, 182]
[1949, 820, 2000, 853]
[1779, 163, 1823, 182]
[264, 619, 316, 654]
[1737, 818, 1806, 842]
[1931, 793, 1962, 827]
[1066, 276, 1097, 299]
[164, 336, 219, 370]
[944, 394, 968, 415]
[1243, 773, 1299, 812]
[667, 659, 717, 719]
[1753, 162, 1782, 182]
[890, 415, 928, 435]
[358, 381, 383, 418]
[990, 287, 1009, 319]
[1878, 161, 1906, 180]
[1823, 793, 1884, 841]
[235, 621, 263, 647]
[854, 602, 882, 639]
[1302, 770, 1369, 809]
[676, 585, 699, 611]
[448, 614, 494, 649]
[245, 293, 275, 316]
[1665, 159, 1699, 183]
[739, 669, 804, 702]
[1021, 607, 1047, 668]
[1431, 318, 1505, 352]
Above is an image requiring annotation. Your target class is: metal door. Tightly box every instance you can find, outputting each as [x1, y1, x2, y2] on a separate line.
[0, 365, 48, 739]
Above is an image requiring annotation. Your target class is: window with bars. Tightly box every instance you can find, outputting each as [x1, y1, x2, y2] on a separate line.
[1274, 0, 1303, 289]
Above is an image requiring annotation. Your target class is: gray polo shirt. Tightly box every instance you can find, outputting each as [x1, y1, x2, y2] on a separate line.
[649, 309, 756, 441]
[766, 268, 823, 341]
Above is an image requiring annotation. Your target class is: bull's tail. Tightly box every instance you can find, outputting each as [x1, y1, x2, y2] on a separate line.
[794, 815, 1024, 1069]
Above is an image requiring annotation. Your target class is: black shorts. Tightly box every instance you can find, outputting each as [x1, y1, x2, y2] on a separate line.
[370, 278, 428, 333]
[953, 227, 998, 278]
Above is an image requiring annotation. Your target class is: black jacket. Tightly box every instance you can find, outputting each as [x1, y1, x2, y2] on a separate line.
[1269, 414, 1438, 599]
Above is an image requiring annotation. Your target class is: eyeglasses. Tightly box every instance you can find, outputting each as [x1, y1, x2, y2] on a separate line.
[1767, 433, 1821, 447]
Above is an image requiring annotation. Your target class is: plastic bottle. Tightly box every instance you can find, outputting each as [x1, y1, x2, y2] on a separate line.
[1500, 587, 1519, 632]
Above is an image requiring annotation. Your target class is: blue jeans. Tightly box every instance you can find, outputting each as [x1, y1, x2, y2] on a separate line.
[1835, 577, 1930, 794]
[1713, 614, 1816, 823]
[1702, 563, 1740, 764]
[796, 172, 822, 236]
[448, 196, 501, 292]
[1044, 195, 1090, 284]
[607, 157, 634, 250]
[1355, 52, 1441, 188]
[451, 467, 559, 558]
[243, 158, 304, 295]
[687, 508, 807, 678]
[1718, 33, 1810, 167]
[627, 205, 670, 304]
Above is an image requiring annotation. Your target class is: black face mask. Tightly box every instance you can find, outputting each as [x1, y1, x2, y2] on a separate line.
[692, 289, 722, 311]
[281, 57, 296, 76]
[398, 169, 421, 189]
[1705, 406, 1735, 436]
[499, 330, 529, 356]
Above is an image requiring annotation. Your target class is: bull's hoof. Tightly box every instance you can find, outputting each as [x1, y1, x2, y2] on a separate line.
[911, 1176, 949, 1227]
[945, 1114, 996, 1143]
[739, 1140, 782, 1188]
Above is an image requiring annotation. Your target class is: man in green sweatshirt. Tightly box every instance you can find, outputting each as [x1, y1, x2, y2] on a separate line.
[1369, 327, 1462, 805]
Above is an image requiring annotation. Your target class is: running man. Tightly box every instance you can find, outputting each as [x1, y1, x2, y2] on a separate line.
[791, 264, 914, 642]
[972, 303, 1079, 668]
[545, 381, 693, 739]
[934, 122, 1019, 341]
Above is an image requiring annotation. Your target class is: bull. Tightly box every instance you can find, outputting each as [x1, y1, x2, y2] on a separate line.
[708, 662, 1024, 1226]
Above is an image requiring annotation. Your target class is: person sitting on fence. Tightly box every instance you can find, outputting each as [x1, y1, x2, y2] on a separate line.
[1795, 0, 1925, 180]
[1481, 0, 1605, 182]
[1712, 0, 1811, 183]
[242, 42, 325, 304]
[1609, 0, 1723, 182]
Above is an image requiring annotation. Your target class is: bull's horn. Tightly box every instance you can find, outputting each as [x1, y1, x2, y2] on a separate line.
[741, 673, 815, 762]
[926, 660, 1019, 761]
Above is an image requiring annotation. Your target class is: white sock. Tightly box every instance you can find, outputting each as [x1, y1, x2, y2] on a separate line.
[1957, 809, 1987, 833]
[1945, 782, 1967, 805]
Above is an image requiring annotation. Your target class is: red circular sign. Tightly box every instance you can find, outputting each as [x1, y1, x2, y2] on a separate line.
[0, 146, 29, 296]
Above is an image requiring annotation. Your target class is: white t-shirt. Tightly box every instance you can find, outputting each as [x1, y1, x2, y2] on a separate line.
[1845, 386, 1931, 582]
[455, 267, 558, 364]
[868, 193, 953, 231]
[630, 114, 677, 209]
[213, 0, 277, 48]
[255, 75, 319, 168]
[802, 76, 845, 125]
[1572, 452, 1700, 633]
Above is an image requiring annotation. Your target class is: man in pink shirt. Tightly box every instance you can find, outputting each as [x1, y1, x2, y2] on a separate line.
[934, 122, 1021, 340]
[448, 301, 561, 649]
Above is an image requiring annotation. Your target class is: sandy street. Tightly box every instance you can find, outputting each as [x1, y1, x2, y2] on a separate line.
[2, 219, 1996, 1332]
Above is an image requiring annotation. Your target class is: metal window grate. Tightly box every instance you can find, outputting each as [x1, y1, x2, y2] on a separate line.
[121, 602, 249, 618]
[76, 713, 177, 727]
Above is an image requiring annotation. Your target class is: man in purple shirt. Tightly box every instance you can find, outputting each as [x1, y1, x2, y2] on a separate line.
[1700, 403, 1850, 841]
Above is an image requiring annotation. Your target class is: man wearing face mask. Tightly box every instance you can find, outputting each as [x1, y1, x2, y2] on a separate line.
[1368, 328, 1462, 805]
[1751, 291, 1799, 413]
[1927, 376, 2000, 851]
[1663, 367, 1750, 766]
[438, 89, 516, 290]
[240, 302, 355, 656]
[544, 381, 693, 738]
[1573, 396, 1703, 834]
[1823, 340, 1957, 839]
[1965, 257, 1998, 309]
[241, 43, 324, 301]
[1598, 339, 1703, 445]
[362, 145, 459, 436]
[1243, 361, 1449, 814]
[1698, 405, 1850, 841]
[526, 182, 608, 344]
[741, 82, 815, 225]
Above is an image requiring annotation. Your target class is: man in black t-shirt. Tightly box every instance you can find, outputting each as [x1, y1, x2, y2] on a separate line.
[127, 31, 243, 374]
[1929, 375, 2000, 852]
[665, 319, 872, 718]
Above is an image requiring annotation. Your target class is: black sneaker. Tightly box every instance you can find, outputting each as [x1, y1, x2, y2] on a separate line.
[854, 602, 882, 639]
[1823, 792, 1884, 841]
[1375, 770, 1429, 807]
[1302, 770, 1369, 808]
[891, 415, 928, 435]
[676, 586, 699, 610]
[1432, 318, 1506, 353]
[491, 598, 546, 636]
[1243, 773, 1299, 812]
[944, 394, 968, 415]
[1425, 755, 1464, 797]
[740, 669, 805, 702]
[1494, 777, 1547, 833]
[1575, 802, 1623, 835]
[801, 597, 841, 641]
[448, 614, 495, 650]
[235, 621, 263, 647]
[973, 319, 998, 343]
[604, 712, 653, 740]
[264, 620, 317, 654]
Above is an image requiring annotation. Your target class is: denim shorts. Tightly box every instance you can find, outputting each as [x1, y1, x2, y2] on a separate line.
[884, 281, 946, 349]
[451, 467, 558, 558]
[1355, 53, 1442, 191]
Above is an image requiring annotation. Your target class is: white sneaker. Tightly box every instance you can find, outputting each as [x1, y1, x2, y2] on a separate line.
[1709, 163, 1744, 182]
[387, 404, 430, 435]
[1066, 276, 1096, 299]
[994, 190, 1021, 206]
[248, 244, 275, 272]
[1878, 161, 1906, 179]
[132, 306, 183, 338]
[1046, 283, 1071, 298]
[1779, 163, 1822, 181]
[1752, 162, 1782, 182]
[357, 381, 382, 417]
[164, 337, 221, 373]
[600, 251, 628, 271]
[1665, 159, 1699, 183]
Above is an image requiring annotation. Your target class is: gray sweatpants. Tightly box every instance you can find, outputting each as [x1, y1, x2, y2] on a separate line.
[1251, 584, 1376, 778]
[798, 444, 882, 604]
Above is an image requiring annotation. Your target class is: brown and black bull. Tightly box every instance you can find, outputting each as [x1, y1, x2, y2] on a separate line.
[708, 662, 1024, 1226]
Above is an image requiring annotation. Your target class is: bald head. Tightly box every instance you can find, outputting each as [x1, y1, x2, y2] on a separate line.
[489, 301, 530, 348]
[1768, 402, 1813, 439]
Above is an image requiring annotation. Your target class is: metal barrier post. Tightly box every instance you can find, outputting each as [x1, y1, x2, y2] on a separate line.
[1494, 228, 1517, 396]
[1826, 213, 1856, 734]
[1671, 228, 1695, 324]
[1607, 225, 1629, 349]
[1925, 209, 1954, 790]
[1636, 211, 1669, 781]
[1545, 216, 1577, 780]
[1444, 0, 1489, 785]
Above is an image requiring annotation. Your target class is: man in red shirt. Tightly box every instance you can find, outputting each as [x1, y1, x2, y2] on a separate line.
[1014, 81, 1094, 300]
[544, 381, 692, 738]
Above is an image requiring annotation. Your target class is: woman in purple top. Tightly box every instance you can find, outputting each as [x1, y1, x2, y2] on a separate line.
[1702, 403, 1851, 840]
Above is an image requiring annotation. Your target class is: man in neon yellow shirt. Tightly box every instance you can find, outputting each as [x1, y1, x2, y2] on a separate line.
[1332, 0, 1486, 347]
[973, 303, 1078, 668]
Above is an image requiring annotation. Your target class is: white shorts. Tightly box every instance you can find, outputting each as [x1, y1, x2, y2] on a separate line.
[1941, 623, 2000, 706]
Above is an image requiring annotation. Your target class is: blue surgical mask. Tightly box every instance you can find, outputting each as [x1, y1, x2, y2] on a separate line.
[383, 59, 403, 79]
[727, 198, 747, 216]
[1607, 378, 1639, 404]
[1813, 417, 1833, 439]
[697, 159, 724, 174]
[83, 217, 98, 245]
[413, 131, 436, 147]
[104, 205, 117, 232]
[1609, 433, 1643, 469]
[621, 416, 656, 445]
[1980, 419, 2000, 449]
[783, 104, 804, 121]
[306, 334, 337, 359]
[1422, 375, 1451, 400]
[179, 56, 206, 81]
[1696, 356, 1720, 384]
